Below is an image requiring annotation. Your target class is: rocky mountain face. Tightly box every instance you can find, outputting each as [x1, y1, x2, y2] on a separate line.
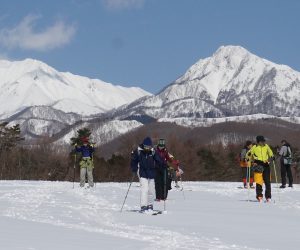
[114, 45, 300, 121]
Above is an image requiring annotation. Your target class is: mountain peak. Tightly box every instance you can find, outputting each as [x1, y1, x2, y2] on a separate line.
[139, 44, 300, 119]
[0, 58, 151, 119]
[210, 45, 253, 69]
[214, 45, 250, 57]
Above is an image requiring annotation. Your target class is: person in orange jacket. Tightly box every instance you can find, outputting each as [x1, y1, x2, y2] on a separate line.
[239, 141, 254, 188]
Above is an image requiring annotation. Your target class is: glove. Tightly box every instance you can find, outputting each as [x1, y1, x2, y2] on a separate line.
[173, 160, 180, 167]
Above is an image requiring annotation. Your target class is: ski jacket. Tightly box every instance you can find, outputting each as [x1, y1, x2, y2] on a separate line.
[76, 145, 94, 158]
[279, 143, 292, 165]
[131, 145, 165, 179]
[279, 143, 292, 158]
[249, 144, 274, 164]
[155, 147, 179, 171]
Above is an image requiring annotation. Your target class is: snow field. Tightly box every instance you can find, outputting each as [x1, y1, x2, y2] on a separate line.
[0, 181, 299, 250]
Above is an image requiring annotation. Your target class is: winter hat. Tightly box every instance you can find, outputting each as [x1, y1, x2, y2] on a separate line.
[158, 138, 166, 148]
[143, 137, 153, 147]
[81, 137, 89, 143]
[256, 135, 265, 143]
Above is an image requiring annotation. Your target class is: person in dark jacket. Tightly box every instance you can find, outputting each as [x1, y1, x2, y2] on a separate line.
[131, 137, 165, 212]
[155, 138, 181, 200]
[278, 140, 293, 188]
[75, 137, 95, 188]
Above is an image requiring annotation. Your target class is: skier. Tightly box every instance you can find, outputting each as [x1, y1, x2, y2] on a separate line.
[249, 135, 274, 202]
[131, 137, 165, 213]
[154, 138, 182, 201]
[239, 141, 254, 188]
[278, 140, 293, 188]
[75, 137, 95, 188]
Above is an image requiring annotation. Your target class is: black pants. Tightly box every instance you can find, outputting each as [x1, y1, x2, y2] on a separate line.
[155, 168, 171, 200]
[280, 159, 293, 186]
[256, 164, 271, 199]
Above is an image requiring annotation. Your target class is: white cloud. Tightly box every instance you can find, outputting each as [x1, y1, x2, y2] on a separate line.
[0, 15, 76, 51]
[103, 0, 145, 10]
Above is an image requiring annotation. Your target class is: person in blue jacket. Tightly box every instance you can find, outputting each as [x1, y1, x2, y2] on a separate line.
[131, 137, 165, 212]
[75, 137, 95, 188]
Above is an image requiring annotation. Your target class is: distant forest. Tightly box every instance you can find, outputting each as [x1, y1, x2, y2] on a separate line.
[1, 119, 300, 183]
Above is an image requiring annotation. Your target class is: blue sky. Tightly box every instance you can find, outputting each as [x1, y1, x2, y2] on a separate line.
[0, 0, 299, 94]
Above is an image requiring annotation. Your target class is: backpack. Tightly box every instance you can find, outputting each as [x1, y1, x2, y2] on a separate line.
[240, 148, 247, 162]
[283, 146, 292, 165]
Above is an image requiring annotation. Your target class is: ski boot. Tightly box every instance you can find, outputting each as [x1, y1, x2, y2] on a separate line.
[140, 206, 148, 213]
[257, 196, 263, 203]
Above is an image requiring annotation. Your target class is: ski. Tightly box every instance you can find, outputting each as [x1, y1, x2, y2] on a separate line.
[137, 210, 163, 215]
[152, 211, 163, 215]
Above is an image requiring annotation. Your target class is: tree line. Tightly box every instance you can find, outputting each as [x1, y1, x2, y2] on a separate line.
[1, 120, 300, 183]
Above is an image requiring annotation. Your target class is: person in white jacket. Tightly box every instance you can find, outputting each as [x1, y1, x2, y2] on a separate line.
[278, 140, 293, 188]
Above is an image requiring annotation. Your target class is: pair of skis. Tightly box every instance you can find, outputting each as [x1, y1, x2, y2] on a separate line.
[139, 210, 163, 215]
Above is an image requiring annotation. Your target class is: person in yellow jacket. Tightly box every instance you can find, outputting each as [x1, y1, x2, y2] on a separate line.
[249, 135, 274, 202]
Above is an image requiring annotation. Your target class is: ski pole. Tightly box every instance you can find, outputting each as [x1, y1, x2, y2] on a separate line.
[246, 166, 250, 202]
[272, 159, 280, 202]
[73, 153, 77, 189]
[92, 153, 96, 189]
[120, 174, 135, 212]
[180, 175, 186, 200]
[163, 167, 167, 212]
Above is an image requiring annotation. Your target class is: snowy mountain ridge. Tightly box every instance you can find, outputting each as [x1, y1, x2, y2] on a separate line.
[0, 58, 151, 119]
[2, 46, 300, 145]
[0, 58, 151, 140]
[158, 114, 300, 128]
[115, 45, 300, 120]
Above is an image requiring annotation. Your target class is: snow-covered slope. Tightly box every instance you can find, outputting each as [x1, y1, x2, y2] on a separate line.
[56, 119, 143, 146]
[1, 181, 299, 250]
[5, 106, 82, 139]
[115, 45, 300, 120]
[0, 58, 151, 119]
[159, 114, 300, 128]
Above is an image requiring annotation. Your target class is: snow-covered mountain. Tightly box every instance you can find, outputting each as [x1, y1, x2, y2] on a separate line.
[3, 46, 300, 144]
[0, 58, 151, 139]
[114, 45, 300, 121]
[0, 58, 151, 119]
[7, 106, 82, 138]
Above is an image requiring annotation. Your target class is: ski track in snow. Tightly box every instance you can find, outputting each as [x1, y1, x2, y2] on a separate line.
[1, 181, 299, 249]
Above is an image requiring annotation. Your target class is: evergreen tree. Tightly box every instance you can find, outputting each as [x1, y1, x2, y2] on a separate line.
[70, 127, 92, 146]
[0, 122, 24, 152]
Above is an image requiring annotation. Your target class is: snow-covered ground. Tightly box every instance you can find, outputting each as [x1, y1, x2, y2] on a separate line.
[0, 181, 299, 250]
